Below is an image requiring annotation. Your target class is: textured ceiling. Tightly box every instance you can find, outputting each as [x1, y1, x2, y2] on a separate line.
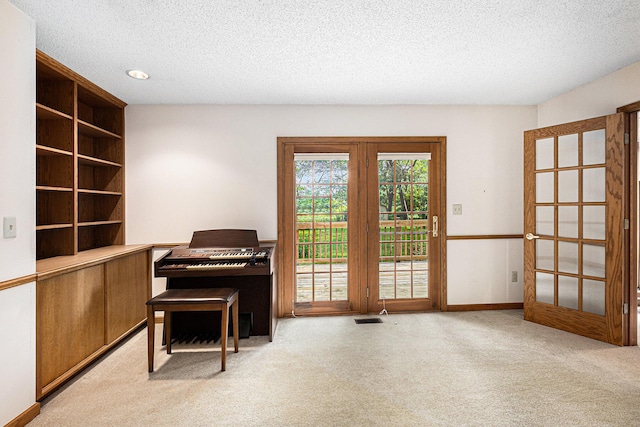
[9, 0, 640, 105]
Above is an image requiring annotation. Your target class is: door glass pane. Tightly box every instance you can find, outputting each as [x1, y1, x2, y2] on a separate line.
[295, 154, 349, 303]
[583, 129, 606, 165]
[332, 271, 347, 300]
[583, 206, 605, 240]
[333, 160, 348, 183]
[536, 272, 554, 304]
[558, 241, 578, 274]
[583, 279, 605, 315]
[536, 239, 554, 271]
[412, 266, 428, 298]
[558, 206, 578, 238]
[314, 273, 330, 301]
[536, 206, 554, 236]
[583, 167, 606, 202]
[379, 271, 395, 299]
[536, 137, 554, 170]
[583, 243, 605, 278]
[558, 170, 578, 202]
[558, 275, 578, 310]
[558, 134, 578, 167]
[378, 153, 430, 300]
[536, 172, 554, 203]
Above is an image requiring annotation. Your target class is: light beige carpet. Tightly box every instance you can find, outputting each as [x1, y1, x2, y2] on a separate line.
[30, 310, 640, 426]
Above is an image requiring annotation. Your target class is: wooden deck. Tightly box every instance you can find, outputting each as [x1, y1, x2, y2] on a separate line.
[296, 261, 428, 301]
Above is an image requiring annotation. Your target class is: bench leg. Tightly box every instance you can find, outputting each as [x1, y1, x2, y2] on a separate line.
[220, 303, 229, 371]
[166, 311, 172, 354]
[147, 305, 155, 373]
[232, 298, 239, 353]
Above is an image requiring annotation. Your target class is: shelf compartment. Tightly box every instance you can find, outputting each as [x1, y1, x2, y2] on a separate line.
[77, 85, 123, 136]
[78, 133, 122, 164]
[37, 190, 73, 226]
[37, 227, 75, 260]
[78, 192, 122, 223]
[37, 153, 73, 188]
[78, 120, 121, 139]
[36, 62, 74, 116]
[37, 110, 73, 152]
[36, 103, 72, 121]
[78, 222, 123, 252]
[78, 162, 122, 193]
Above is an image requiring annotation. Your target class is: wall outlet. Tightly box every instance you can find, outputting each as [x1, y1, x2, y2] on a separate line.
[511, 271, 518, 283]
[3, 216, 17, 239]
[452, 204, 462, 215]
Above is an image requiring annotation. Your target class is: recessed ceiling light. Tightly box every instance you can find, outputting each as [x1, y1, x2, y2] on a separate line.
[126, 69, 149, 80]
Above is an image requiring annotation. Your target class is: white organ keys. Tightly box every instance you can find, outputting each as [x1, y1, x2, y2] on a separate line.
[186, 262, 247, 270]
[208, 250, 268, 260]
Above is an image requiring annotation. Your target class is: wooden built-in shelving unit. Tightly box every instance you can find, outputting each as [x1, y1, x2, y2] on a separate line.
[34, 51, 148, 400]
[36, 50, 126, 259]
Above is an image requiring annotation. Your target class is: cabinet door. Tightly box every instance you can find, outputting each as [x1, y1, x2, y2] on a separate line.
[37, 265, 105, 392]
[104, 250, 150, 343]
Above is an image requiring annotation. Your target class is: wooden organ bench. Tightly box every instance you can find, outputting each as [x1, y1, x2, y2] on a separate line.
[146, 287, 239, 372]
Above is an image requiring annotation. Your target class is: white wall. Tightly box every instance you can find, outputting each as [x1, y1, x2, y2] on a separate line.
[126, 104, 536, 305]
[447, 239, 523, 304]
[538, 61, 640, 127]
[0, 0, 36, 424]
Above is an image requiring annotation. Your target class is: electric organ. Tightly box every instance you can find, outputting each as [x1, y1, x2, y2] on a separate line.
[154, 229, 276, 342]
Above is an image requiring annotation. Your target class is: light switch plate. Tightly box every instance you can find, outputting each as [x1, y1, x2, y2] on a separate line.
[3, 216, 17, 238]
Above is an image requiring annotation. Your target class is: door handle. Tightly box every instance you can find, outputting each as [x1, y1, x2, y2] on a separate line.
[525, 232, 540, 240]
[432, 216, 438, 237]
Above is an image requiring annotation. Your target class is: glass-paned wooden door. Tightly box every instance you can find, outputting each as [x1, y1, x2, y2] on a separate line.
[278, 137, 445, 317]
[367, 143, 442, 313]
[279, 141, 361, 316]
[523, 113, 628, 345]
[294, 153, 351, 307]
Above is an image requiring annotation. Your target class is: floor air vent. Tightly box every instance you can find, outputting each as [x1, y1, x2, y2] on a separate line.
[354, 318, 383, 324]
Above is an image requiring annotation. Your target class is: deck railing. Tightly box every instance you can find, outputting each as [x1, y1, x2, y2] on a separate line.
[296, 220, 429, 263]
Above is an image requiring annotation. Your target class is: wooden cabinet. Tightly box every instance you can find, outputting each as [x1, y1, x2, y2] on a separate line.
[36, 245, 151, 400]
[37, 265, 105, 390]
[36, 50, 126, 259]
[104, 251, 149, 343]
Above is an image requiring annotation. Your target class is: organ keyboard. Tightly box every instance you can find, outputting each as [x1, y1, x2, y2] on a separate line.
[164, 261, 248, 270]
[156, 247, 271, 277]
[164, 247, 270, 260]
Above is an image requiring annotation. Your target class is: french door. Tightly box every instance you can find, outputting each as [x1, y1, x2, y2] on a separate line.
[366, 142, 443, 313]
[523, 113, 630, 345]
[278, 138, 445, 317]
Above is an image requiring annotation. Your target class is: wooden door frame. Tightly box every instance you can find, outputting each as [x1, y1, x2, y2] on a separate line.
[617, 101, 639, 346]
[277, 137, 447, 317]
